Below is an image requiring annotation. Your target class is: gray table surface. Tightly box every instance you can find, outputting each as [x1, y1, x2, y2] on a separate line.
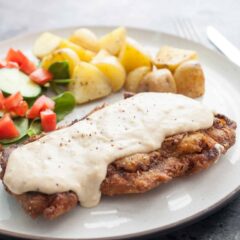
[0, 0, 240, 239]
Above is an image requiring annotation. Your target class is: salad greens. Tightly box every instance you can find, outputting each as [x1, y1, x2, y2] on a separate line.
[48, 61, 70, 79]
[53, 92, 76, 121]
[0, 118, 29, 144]
[27, 119, 42, 137]
[53, 79, 71, 84]
[48, 61, 71, 94]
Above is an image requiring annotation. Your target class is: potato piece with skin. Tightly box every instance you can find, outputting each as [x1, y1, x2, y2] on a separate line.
[138, 69, 176, 93]
[41, 48, 80, 77]
[92, 55, 126, 92]
[33, 32, 62, 59]
[69, 62, 112, 104]
[154, 46, 197, 71]
[59, 40, 95, 62]
[99, 27, 126, 55]
[119, 38, 152, 73]
[174, 60, 205, 98]
[124, 66, 151, 92]
[69, 28, 99, 52]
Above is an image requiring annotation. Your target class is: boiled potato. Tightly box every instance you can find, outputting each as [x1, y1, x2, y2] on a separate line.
[119, 38, 152, 73]
[99, 27, 126, 55]
[124, 66, 151, 92]
[154, 46, 197, 71]
[92, 55, 126, 92]
[69, 28, 99, 52]
[69, 62, 111, 104]
[41, 48, 80, 77]
[138, 69, 176, 93]
[59, 40, 95, 62]
[33, 32, 61, 59]
[174, 60, 205, 98]
[92, 49, 111, 62]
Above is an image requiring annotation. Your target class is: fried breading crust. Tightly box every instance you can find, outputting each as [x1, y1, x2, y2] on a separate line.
[0, 114, 236, 220]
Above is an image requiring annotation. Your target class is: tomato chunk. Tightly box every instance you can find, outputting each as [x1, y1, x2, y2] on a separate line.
[40, 109, 57, 132]
[4, 92, 23, 111]
[0, 60, 5, 68]
[0, 60, 19, 69]
[0, 91, 5, 110]
[6, 61, 19, 68]
[27, 95, 55, 119]
[0, 114, 19, 139]
[30, 68, 53, 85]
[12, 100, 29, 117]
[6, 48, 36, 74]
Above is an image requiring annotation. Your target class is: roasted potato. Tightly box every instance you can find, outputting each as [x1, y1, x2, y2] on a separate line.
[92, 55, 126, 92]
[119, 38, 152, 73]
[99, 27, 126, 55]
[59, 40, 95, 62]
[138, 69, 176, 93]
[33, 32, 62, 59]
[69, 62, 111, 104]
[69, 28, 99, 52]
[174, 60, 205, 98]
[41, 48, 80, 77]
[124, 66, 151, 92]
[154, 46, 197, 71]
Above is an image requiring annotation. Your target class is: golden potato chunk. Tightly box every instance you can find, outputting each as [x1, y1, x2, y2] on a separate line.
[59, 40, 95, 62]
[41, 48, 80, 77]
[138, 69, 176, 93]
[92, 54, 126, 92]
[69, 28, 99, 52]
[69, 62, 111, 104]
[124, 66, 151, 92]
[154, 46, 197, 71]
[174, 60, 205, 98]
[93, 49, 111, 62]
[119, 38, 152, 73]
[99, 27, 126, 55]
[33, 32, 62, 59]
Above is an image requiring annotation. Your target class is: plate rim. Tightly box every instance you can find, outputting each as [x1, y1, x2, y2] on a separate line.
[0, 185, 239, 240]
[0, 25, 239, 240]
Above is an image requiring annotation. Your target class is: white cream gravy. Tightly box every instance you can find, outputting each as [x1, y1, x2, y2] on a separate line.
[4, 93, 214, 207]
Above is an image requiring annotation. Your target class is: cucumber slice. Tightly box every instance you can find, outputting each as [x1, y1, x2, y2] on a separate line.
[0, 68, 41, 98]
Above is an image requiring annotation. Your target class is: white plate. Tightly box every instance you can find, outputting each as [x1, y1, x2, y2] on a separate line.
[0, 26, 240, 240]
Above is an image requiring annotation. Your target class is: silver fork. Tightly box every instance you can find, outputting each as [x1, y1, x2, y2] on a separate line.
[174, 18, 203, 44]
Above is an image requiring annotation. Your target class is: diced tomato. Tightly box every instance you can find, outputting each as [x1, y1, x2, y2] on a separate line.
[27, 95, 55, 119]
[4, 92, 28, 117]
[6, 61, 19, 68]
[0, 114, 19, 139]
[0, 60, 19, 69]
[12, 100, 29, 117]
[40, 109, 57, 132]
[0, 60, 6, 68]
[0, 91, 5, 110]
[30, 68, 53, 85]
[4, 92, 23, 111]
[6, 48, 36, 74]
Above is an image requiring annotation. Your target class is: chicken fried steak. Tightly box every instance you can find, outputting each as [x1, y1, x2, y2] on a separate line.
[0, 113, 236, 220]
